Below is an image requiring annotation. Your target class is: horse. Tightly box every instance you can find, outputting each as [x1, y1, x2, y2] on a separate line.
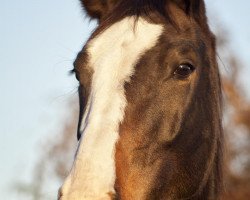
[58, 0, 223, 199]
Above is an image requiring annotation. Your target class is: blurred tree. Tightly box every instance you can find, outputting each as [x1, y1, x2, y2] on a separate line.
[13, 98, 78, 199]
[214, 26, 250, 199]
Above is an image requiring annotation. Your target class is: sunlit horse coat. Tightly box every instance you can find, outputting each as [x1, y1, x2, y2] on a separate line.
[59, 0, 223, 199]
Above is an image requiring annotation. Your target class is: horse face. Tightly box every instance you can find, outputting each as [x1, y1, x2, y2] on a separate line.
[59, 1, 222, 200]
[115, 15, 219, 200]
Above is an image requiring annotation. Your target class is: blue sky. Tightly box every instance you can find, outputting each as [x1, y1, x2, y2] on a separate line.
[0, 0, 249, 199]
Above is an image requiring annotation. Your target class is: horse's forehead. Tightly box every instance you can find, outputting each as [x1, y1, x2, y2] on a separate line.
[79, 17, 164, 134]
[86, 17, 164, 74]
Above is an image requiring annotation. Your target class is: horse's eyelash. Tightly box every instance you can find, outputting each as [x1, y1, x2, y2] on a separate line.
[69, 69, 76, 75]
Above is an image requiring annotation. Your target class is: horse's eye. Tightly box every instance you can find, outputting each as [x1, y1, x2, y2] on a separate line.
[174, 63, 195, 79]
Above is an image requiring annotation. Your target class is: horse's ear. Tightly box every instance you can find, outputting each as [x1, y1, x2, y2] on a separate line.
[172, 0, 208, 25]
[80, 0, 120, 22]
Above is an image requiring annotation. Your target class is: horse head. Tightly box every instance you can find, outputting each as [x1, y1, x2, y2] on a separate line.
[59, 0, 223, 199]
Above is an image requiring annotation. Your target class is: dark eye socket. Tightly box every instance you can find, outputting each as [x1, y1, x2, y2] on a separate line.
[174, 63, 195, 79]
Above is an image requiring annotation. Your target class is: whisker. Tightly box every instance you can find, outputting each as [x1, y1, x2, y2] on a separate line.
[50, 87, 79, 104]
[217, 53, 229, 74]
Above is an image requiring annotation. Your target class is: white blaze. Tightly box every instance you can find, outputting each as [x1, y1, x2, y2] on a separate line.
[60, 17, 163, 200]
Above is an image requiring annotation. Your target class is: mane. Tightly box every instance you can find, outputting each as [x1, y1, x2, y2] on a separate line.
[91, 0, 167, 34]
[90, 0, 206, 38]
[114, 0, 173, 22]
